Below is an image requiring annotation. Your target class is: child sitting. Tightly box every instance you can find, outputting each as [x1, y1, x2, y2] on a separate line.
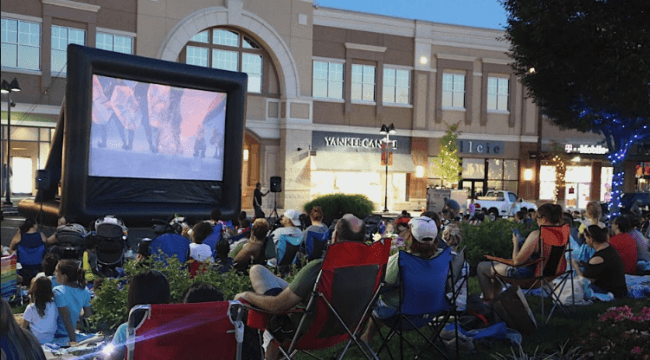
[190, 222, 214, 263]
[52, 260, 92, 345]
[107, 270, 170, 360]
[182, 282, 224, 303]
[34, 253, 60, 288]
[82, 237, 99, 283]
[213, 240, 234, 274]
[23, 276, 58, 344]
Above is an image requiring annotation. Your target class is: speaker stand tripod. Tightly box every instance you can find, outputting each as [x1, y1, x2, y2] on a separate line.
[268, 192, 279, 221]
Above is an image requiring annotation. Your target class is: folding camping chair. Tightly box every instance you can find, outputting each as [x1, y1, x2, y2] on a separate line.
[246, 238, 392, 360]
[304, 230, 329, 262]
[1, 254, 20, 303]
[373, 247, 456, 360]
[485, 224, 573, 324]
[149, 233, 190, 265]
[126, 301, 248, 360]
[203, 224, 223, 258]
[275, 235, 302, 275]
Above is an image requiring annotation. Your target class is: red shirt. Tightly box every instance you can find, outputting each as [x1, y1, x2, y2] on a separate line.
[609, 233, 638, 275]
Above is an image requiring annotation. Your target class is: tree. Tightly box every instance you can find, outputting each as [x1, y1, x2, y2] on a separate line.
[436, 124, 463, 187]
[501, 0, 650, 216]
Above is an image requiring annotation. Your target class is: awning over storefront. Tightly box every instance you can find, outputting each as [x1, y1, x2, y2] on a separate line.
[311, 152, 416, 172]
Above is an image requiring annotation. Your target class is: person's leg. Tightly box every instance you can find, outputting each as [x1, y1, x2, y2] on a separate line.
[360, 315, 383, 343]
[250, 264, 289, 295]
[477, 261, 508, 300]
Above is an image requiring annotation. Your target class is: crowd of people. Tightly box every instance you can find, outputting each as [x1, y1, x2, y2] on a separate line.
[2, 200, 649, 360]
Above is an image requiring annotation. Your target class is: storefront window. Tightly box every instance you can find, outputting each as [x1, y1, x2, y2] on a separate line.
[39, 143, 49, 169]
[601, 167, 613, 202]
[11, 126, 38, 141]
[540, 165, 556, 200]
[504, 160, 518, 180]
[462, 158, 485, 179]
[487, 159, 503, 179]
[39, 128, 50, 142]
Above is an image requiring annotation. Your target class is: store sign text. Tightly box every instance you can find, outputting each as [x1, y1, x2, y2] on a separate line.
[456, 140, 503, 155]
[565, 144, 608, 155]
[324, 137, 397, 149]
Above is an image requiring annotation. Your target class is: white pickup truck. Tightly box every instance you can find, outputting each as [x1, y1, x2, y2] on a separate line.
[474, 190, 537, 220]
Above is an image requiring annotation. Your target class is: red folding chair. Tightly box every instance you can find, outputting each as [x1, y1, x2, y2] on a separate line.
[126, 301, 246, 360]
[485, 224, 573, 324]
[246, 239, 392, 359]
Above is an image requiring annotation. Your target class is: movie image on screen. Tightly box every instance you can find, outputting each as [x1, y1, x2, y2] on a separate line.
[89, 75, 227, 181]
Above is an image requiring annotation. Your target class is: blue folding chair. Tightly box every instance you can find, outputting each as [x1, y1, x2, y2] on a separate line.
[149, 233, 190, 264]
[275, 235, 301, 275]
[230, 230, 250, 244]
[374, 247, 456, 360]
[203, 224, 223, 258]
[304, 230, 329, 261]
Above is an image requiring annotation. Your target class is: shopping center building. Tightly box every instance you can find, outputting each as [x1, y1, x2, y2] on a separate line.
[2, 0, 648, 213]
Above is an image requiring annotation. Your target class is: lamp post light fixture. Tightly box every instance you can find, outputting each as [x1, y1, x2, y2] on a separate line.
[1, 78, 21, 205]
[379, 123, 396, 213]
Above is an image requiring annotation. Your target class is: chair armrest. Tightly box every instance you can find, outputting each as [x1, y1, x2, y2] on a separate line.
[485, 255, 542, 268]
[240, 300, 305, 330]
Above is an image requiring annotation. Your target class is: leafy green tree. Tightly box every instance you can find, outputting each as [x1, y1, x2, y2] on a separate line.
[436, 124, 462, 187]
[501, 0, 650, 215]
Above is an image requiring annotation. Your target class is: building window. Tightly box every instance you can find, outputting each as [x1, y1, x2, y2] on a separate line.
[442, 73, 465, 109]
[184, 28, 263, 93]
[313, 61, 343, 99]
[487, 159, 519, 194]
[1, 18, 40, 70]
[383, 68, 410, 104]
[351, 64, 376, 102]
[96, 33, 133, 54]
[51, 25, 85, 75]
[186, 46, 208, 67]
[488, 77, 509, 111]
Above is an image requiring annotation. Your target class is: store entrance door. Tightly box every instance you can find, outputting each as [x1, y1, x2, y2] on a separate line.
[461, 180, 485, 199]
[566, 182, 591, 209]
[11, 157, 33, 194]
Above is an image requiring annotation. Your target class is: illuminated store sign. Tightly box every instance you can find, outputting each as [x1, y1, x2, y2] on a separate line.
[456, 140, 504, 155]
[312, 131, 411, 154]
[565, 144, 608, 155]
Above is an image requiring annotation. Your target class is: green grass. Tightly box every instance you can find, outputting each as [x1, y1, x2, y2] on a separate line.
[292, 277, 644, 359]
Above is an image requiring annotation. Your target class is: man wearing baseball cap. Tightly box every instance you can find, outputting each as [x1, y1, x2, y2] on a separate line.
[361, 216, 440, 343]
[270, 209, 303, 245]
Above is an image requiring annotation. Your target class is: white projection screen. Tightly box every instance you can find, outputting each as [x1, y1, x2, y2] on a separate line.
[89, 75, 227, 181]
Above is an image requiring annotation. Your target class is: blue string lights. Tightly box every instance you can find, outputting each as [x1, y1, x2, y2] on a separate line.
[606, 123, 649, 219]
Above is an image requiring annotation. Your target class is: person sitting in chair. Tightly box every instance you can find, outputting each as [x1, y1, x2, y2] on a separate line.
[572, 225, 627, 298]
[476, 203, 563, 301]
[360, 216, 440, 343]
[234, 214, 366, 360]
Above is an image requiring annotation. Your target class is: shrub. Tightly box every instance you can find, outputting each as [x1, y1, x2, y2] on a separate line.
[458, 219, 534, 270]
[303, 193, 375, 219]
[90, 254, 253, 332]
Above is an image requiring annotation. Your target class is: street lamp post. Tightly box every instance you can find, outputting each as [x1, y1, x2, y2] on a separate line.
[1, 78, 21, 205]
[380, 123, 396, 213]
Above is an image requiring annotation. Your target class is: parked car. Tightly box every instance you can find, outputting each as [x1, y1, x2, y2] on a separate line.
[474, 190, 537, 220]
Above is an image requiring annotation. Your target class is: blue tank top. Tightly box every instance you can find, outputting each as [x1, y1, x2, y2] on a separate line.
[20, 232, 43, 249]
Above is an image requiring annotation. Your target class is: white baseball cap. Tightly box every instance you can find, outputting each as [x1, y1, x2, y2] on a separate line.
[408, 216, 438, 243]
[283, 209, 301, 226]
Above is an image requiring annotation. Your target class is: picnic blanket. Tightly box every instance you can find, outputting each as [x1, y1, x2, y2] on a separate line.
[528, 274, 650, 301]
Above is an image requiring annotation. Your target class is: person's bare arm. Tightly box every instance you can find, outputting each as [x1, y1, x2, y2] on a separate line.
[81, 306, 93, 319]
[513, 230, 539, 265]
[58, 306, 77, 342]
[8, 231, 21, 253]
[233, 243, 254, 265]
[234, 287, 302, 313]
[43, 232, 56, 245]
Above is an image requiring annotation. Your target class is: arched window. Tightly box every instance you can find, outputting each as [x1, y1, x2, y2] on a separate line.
[183, 28, 264, 93]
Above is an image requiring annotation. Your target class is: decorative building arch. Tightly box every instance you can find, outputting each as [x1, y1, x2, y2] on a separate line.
[157, 4, 300, 99]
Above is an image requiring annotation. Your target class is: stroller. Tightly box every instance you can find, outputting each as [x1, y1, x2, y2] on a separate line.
[54, 225, 86, 260]
[93, 216, 128, 277]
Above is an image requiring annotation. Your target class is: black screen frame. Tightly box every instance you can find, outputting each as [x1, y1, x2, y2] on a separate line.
[62, 44, 247, 224]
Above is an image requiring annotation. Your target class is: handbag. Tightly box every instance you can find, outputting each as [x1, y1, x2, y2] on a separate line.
[491, 285, 538, 335]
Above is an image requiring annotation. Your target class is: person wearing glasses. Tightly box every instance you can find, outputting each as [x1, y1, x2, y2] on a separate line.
[477, 203, 563, 301]
[572, 225, 627, 298]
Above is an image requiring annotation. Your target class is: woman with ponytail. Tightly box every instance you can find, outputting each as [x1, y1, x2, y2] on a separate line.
[52, 260, 92, 345]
